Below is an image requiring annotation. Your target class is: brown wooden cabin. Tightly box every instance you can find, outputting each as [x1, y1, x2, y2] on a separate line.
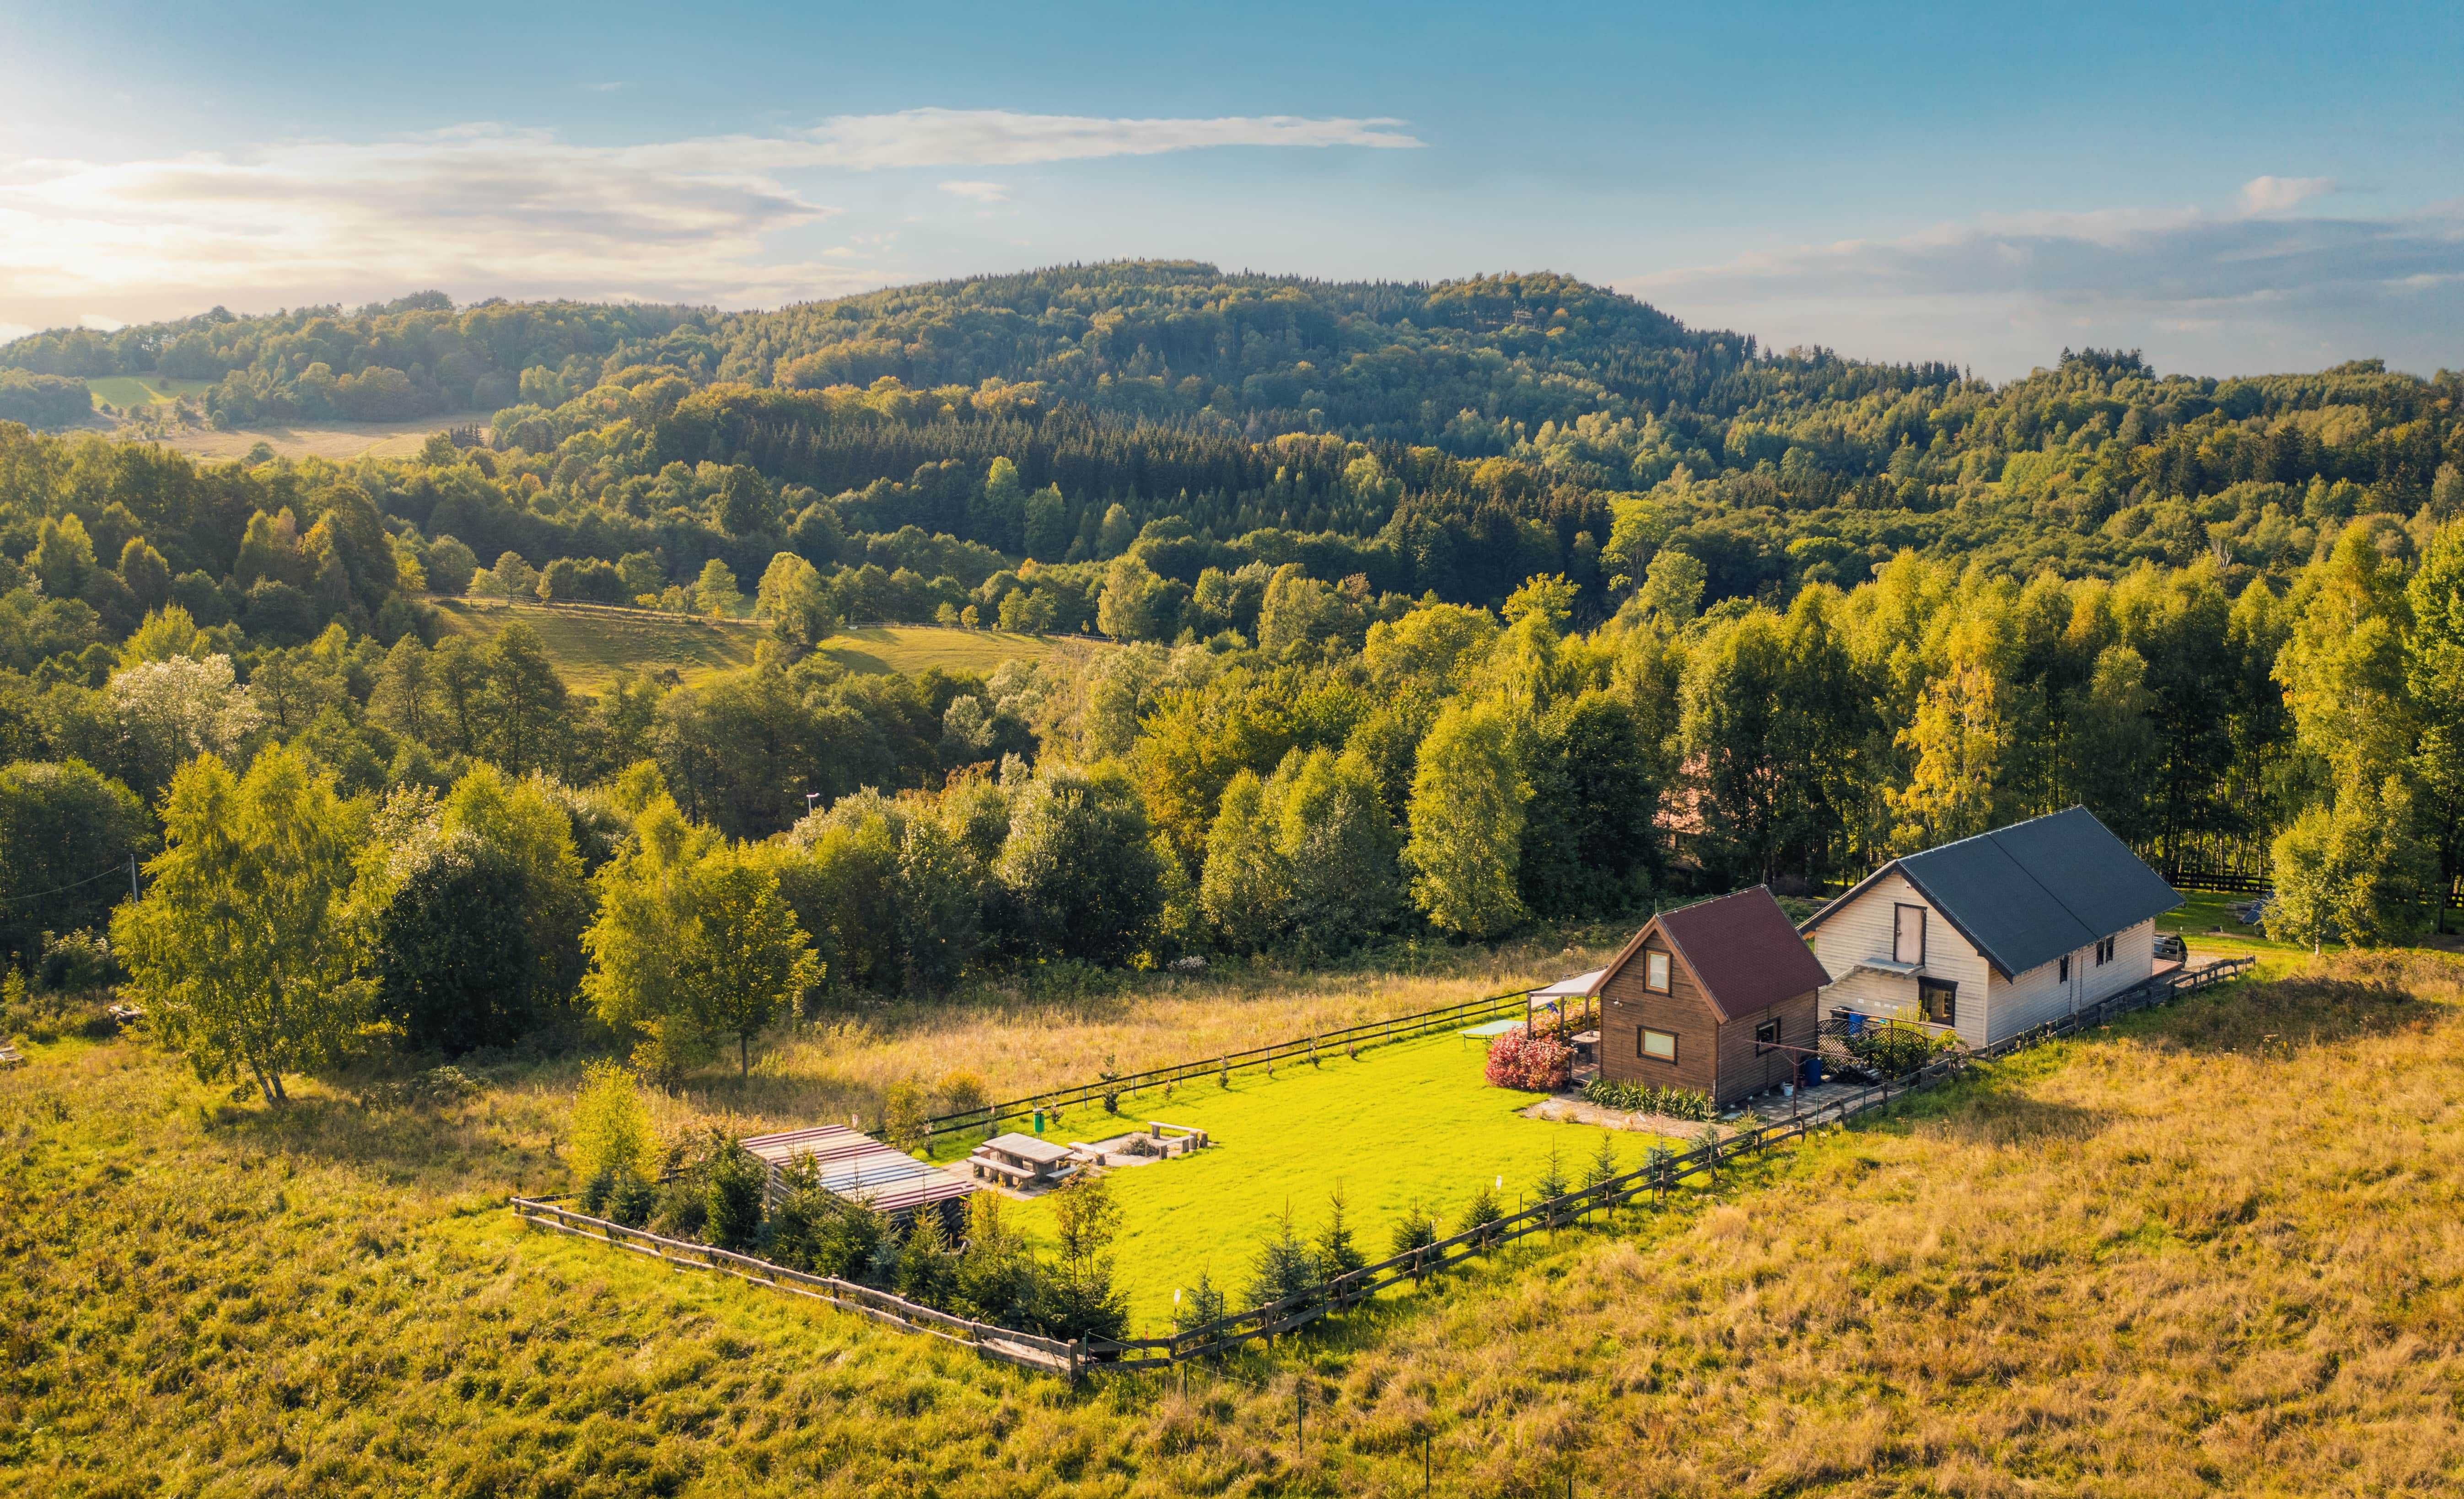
[1591, 886, 1833, 1108]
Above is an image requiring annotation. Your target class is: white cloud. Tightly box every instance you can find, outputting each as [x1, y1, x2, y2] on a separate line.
[78, 312, 127, 331]
[0, 109, 1420, 330]
[2240, 174, 2337, 215]
[787, 107, 1420, 168]
[1626, 195, 2464, 378]
[939, 180, 1009, 203]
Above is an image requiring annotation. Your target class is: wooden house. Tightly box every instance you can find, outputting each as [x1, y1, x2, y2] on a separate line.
[1797, 806, 2182, 1049]
[1587, 886, 1834, 1107]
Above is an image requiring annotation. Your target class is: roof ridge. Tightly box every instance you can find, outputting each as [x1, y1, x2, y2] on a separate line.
[1980, 815, 2104, 947]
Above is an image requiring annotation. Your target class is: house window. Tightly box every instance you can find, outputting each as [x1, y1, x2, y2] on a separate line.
[1644, 950, 1671, 993]
[1893, 903, 1927, 964]
[1918, 978, 1956, 1027]
[2095, 935, 2115, 965]
[1640, 1029, 1677, 1062]
[1754, 1017, 1781, 1053]
[2058, 955, 2070, 982]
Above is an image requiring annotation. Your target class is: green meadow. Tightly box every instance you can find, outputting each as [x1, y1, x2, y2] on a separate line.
[1004, 1031, 1678, 1332]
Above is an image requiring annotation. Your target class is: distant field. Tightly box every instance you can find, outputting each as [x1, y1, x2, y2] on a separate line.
[429, 599, 763, 691]
[85, 375, 214, 408]
[141, 412, 489, 462]
[816, 624, 1086, 678]
[430, 602, 1081, 691]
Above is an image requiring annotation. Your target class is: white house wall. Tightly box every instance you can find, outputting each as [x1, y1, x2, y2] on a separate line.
[1806, 872, 1993, 1049]
[1981, 918, 2157, 1044]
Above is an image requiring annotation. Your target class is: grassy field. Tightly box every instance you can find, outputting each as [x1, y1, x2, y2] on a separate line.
[12, 950, 2464, 1494]
[1006, 1031, 1671, 1332]
[429, 598, 764, 691]
[114, 409, 489, 462]
[817, 624, 1090, 678]
[428, 600, 1087, 691]
[84, 374, 215, 408]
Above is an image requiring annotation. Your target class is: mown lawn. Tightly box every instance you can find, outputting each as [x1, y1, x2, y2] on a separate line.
[2160, 886, 2316, 958]
[1002, 1032, 1675, 1332]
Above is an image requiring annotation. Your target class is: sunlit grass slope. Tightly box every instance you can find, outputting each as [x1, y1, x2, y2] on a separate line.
[84, 374, 213, 407]
[10, 952, 2464, 1495]
[429, 598, 763, 691]
[428, 601, 1081, 692]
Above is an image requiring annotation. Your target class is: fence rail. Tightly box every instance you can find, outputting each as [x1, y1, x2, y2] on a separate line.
[1083, 954, 2258, 1368]
[508, 1196, 1086, 1380]
[516, 956, 2257, 1377]
[917, 984, 1536, 1143]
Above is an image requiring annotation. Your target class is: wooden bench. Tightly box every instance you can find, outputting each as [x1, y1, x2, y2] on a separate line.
[967, 1149, 1076, 1187]
[0, 1044, 26, 1069]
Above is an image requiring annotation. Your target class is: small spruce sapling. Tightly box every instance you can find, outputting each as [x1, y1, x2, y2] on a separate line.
[1245, 1205, 1319, 1310]
[1315, 1186, 1366, 1281]
[1388, 1200, 1439, 1262]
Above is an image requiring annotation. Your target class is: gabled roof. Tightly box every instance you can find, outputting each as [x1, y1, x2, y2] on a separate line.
[1799, 806, 2182, 979]
[1603, 885, 1833, 1023]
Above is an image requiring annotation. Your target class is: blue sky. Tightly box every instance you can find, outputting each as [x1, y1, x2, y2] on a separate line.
[2, 0, 2458, 377]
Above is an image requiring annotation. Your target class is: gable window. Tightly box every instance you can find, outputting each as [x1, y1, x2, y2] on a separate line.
[1644, 950, 1671, 993]
[1918, 978, 1957, 1027]
[2095, 935, 2115, 965]
[1754, 1017, 1781, 1053]
[1893, 903, 1927, 965]
[1640, 1029, 1678, 1062]
[2058, 955, 2071, 983]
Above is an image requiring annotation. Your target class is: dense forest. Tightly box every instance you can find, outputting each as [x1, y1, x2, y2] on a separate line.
[1, 263, 2460, 1102]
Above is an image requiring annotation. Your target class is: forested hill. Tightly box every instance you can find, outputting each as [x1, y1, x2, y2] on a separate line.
[4, 263, 2459, 618]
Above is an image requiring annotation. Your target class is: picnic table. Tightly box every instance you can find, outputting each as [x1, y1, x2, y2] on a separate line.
[0, 1043, 25, 1069]
[968, 1132, 1079, 1188]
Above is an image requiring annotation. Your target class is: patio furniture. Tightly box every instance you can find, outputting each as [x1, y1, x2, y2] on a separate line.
[0, 1043, 25, 1069]
[968, 1132, 1079, 1188]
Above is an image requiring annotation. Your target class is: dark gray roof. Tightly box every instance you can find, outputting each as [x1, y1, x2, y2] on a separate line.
[1802, 807, 2181, 978]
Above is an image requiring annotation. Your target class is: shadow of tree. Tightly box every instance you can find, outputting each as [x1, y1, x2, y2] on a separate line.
[2136, 952, 2459, 1058]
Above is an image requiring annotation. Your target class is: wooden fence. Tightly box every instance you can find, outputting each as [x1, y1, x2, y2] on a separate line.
[915, 984, 1536, 1144]
[1081, 954, 2257, 1369]
[514, 956, 2255, 1379]
[508, 1196, 1087, 1380]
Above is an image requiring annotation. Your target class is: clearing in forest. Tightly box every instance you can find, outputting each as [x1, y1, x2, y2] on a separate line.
[431, 600, 1085, 690]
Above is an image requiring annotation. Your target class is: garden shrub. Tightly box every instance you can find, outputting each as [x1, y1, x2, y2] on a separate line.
[1581, 1078, 1714, 1120]
[1484, 1029, 1573, 1091]
[1845, 1024, 1950, 1077]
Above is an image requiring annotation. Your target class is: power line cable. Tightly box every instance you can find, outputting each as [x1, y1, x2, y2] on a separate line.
[0, 860, 143, 906]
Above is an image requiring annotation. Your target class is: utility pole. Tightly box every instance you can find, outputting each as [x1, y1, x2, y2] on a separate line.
[128, 852, 140, 902]
[1295, 1377, 1304, 1460]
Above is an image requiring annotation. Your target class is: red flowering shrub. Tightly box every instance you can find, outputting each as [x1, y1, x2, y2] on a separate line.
[1484, 1029, 1573, 1091]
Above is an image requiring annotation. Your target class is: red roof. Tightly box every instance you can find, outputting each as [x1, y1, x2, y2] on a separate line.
[1612, 886, 1832, 1022]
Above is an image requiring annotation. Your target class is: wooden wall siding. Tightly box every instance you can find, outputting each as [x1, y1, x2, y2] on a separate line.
[1599, 935, 1721, 1098]
[1806, 871, 1994, 1048]
[1710, 990, 1820, 1106]
[1983, 918, 2157, 1044]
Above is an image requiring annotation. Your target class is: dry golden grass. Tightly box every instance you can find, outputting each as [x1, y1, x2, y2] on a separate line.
[627, 927, 1632, 1143]
[11, 950, 2464, 1497]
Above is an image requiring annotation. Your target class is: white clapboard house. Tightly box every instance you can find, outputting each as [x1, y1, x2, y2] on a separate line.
[1797, 806, 2183, 1049]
